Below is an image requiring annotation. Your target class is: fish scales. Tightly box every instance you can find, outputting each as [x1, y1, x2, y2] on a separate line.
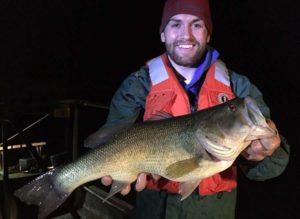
[13, 97, 276, 219]
[51, 114, 199, 196]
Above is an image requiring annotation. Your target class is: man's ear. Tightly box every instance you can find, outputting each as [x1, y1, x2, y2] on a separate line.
[160, 32, 165, 43]
[207, 34, 210, 43]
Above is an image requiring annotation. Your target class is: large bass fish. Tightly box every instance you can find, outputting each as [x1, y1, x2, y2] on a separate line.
[14, 97, 276, 219]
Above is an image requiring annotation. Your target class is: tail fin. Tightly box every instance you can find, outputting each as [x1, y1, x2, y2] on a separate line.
[14, 169, 71, 219]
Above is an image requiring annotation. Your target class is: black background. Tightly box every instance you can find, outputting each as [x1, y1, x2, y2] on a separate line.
[0, 0, 299, 218]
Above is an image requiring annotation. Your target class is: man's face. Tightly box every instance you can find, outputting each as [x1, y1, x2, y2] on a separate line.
[161, 14, 210, 67]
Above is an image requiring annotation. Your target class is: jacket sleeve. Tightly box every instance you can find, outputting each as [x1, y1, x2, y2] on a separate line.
[230, 72, 290, 180]
[84, 67, 150, 148]
[105, 66, 150, 125]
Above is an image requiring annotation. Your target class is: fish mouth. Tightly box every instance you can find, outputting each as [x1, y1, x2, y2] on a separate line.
[198, 97, 277, 161]
[244, 97, 264, 126]
[244, 97, 277, 141]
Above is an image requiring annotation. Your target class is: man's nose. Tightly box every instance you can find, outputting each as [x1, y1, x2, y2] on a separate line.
[180, 25, 193, 39]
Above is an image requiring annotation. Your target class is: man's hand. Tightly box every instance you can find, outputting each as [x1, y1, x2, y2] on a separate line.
[241, 119, 281, 161]
[101, 173, 160, 195]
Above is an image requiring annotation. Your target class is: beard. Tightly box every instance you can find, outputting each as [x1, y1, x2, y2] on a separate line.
[165, 41, 207, 67]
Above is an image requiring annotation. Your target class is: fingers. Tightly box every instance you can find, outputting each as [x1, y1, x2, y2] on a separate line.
[241, 119, 281, 161]
[135, 173, 147, 192]
[101, 173, 150, 196]
[251, 140, 273, 156]
[260, 137, 280, 151]
[120, 184, 131, 195]
[245, 139, 274, 161]
[261, 119, 281, 150]
[101, 173, 161, 196]
[101, 175, 132, 195]
[266, 119, 276, 130]
[242, 119, 281, 161]
[101, 176, 113, 186]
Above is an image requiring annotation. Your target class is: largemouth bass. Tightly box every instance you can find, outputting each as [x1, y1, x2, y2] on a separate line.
[14, 96, 276, 219]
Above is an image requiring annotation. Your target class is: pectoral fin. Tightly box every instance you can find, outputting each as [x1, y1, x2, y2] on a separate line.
[165, 157, 199, 179]
[147, 111, 173, 121]
[84, 115, 138, 148]
[179, 179, 202, 200]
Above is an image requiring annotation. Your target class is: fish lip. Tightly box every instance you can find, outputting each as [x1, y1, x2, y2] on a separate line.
[244, 97, 277, 138]
[244, 97, 268, 127]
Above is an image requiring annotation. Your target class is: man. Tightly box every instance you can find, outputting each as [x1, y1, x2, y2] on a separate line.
[85, 0, 290, 218]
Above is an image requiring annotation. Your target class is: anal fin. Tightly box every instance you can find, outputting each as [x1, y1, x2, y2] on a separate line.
[104, 181, 130, 202]
[179, 179, 202, 200]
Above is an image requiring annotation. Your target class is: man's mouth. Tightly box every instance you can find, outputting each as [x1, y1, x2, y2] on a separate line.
[178, 44, 193, 49]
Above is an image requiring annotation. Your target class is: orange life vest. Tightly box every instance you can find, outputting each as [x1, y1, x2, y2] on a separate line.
[144, 53, 237, 196]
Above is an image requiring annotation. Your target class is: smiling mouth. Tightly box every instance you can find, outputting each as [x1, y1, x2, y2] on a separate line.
[178, 44, 194, 49]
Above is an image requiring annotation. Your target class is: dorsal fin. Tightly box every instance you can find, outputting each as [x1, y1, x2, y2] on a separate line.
[147, 111, 173, 121]
[84, 116, 137, 148]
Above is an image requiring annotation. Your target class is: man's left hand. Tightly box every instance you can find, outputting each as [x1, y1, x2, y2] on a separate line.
[241, 119, 281, 161]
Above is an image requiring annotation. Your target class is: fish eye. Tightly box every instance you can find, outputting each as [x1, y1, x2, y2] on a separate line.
[229, 104, 237, 112]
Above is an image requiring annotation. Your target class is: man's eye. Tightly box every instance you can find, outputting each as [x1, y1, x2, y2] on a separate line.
[170, 23, 180, 28]
[194, 23, 204, 28]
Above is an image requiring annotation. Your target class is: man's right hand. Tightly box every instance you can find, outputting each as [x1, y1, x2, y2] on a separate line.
[101, 173, 160, 195]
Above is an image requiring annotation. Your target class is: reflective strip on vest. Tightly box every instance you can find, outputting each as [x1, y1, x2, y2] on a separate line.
[214, 60, 230, 86]
[147, 56, 169, 85]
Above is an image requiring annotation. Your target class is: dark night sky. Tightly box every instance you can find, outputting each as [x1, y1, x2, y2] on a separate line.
[1, 0, 299, 218]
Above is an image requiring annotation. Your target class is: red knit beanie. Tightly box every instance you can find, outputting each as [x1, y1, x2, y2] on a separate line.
[160, 0, 213, 34]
